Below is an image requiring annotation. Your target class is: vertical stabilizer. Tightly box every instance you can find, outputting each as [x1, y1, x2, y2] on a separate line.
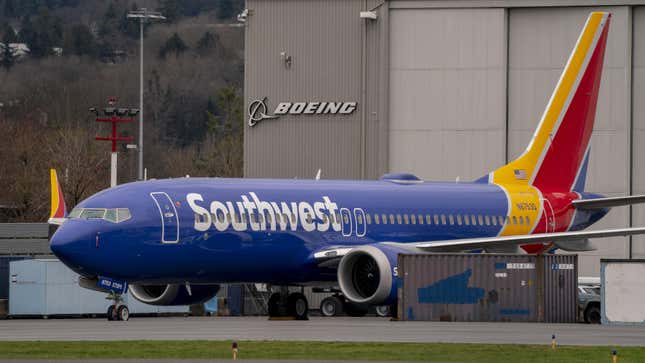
[490, 12, 610, 192]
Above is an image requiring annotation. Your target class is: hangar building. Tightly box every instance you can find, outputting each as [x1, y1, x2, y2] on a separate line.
[242, 0, 645, 276]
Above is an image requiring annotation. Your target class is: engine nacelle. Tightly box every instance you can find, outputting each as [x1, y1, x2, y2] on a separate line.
[337, 245, 402, 305]
[129, 284, 220, 305]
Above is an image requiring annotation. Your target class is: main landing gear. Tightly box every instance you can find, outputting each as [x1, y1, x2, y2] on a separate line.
[106, 291, 129, 321]
[267, 287, 309, 320]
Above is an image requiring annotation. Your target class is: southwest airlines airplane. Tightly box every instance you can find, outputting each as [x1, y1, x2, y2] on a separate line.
[48, 12, 645, 320]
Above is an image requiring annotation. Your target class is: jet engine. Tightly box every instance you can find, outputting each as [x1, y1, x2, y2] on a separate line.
[337, 245, 402, 305]
[129, 284, 220, 305]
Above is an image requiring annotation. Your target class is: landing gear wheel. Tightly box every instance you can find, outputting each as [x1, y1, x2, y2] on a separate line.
[117, 305, 130, 321]
[344, 301, 369, 317]
[268, 293, 282, 317]
[320, 296, 343, 317]
[288, 292, 309, 320]
[107, 306, 115, 321]
[375, 305, 391, 317]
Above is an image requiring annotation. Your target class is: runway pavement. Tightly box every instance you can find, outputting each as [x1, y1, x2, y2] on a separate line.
[0, 316, 643, 346]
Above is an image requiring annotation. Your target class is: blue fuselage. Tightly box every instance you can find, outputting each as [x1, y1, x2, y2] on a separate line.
[50, 177, 605, 285]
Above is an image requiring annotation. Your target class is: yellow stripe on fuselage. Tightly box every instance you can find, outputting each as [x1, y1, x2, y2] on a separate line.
[498, 184, 542, 236]
[492, 13, 604, 185]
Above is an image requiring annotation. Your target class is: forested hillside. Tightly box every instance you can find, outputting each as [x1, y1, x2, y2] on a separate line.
[0, 0, 245, 222]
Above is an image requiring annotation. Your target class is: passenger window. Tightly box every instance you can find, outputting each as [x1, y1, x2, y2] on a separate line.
[306, 214, 313, 224]
[374, 214, 380, 224]
[403, 214, 409, 224]
[242, 213, 247, 223]
[418, 214, 424, 224]
[491, 216, 497, 226]
[426, 215, 432, 224]
[484, 215, 490, 226]
[477, 215, 483, 226]
[250, 213, 257, 224]
[390, 214, 395, 224]
[396, 214, 402, 224]
[226, 213, 232, 223]
[382, 214, 387, 224]
[448, 214, 454, 225]
[343, 214, 349, 224]
[471, 215, 477, 225]
[519, 216, 524, 225]
[498, 216, 505, 225]
[365, 214, 371, 224]
[357, 214, 363, 225]
[410, 214, 417, 224]
[293, 213, 298, 224]
[275, 213, 281, 224]
[526, 216, 531, 225]
[322, 214, 329, 224]
[433, 215, 439, 225]
[440, 214, 447, 225]
[512, 216, 517, 225]
[457, 214, 463, 225]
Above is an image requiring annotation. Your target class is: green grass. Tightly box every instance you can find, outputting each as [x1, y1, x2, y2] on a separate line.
[0, 341, 642, 362]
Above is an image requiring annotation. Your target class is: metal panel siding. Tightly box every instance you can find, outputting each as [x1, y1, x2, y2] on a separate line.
[9, 259, 188, 316]
[0, 256, 31, 299]
[399, 254, 576, 322]
[632, 7, 645, 259]
[244, 0, 365, 179]
[543, 254, 578, 323]
[388, 8, 506, 181]
[0, 224, 48, 238]
[508, 7, 630, 276]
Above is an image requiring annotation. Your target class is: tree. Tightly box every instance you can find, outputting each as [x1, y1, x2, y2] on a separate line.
[159, 32, 187, 59]
[1, 42, 14, 71]
[159, 0, 181, 23]
[196, 30, 218, 55]
[64, 24, 97, 57]
[0, 22, 17, 43]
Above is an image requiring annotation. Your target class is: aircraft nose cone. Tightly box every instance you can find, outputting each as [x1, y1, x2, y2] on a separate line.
[50, 222, 92, 274]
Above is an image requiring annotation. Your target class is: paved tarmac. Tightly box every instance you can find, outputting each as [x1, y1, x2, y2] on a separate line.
[0, 316, 643, 346]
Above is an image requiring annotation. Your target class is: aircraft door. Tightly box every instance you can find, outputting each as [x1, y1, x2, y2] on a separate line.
[340, 208, 352, 237]
[353, 208, 366, 237]
[150, 192, 179, 243]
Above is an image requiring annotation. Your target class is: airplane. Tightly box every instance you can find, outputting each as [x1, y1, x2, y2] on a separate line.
[48, 12, 645, 320]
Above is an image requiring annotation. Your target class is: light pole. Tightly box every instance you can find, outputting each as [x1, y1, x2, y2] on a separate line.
[127, 8, 165, 181]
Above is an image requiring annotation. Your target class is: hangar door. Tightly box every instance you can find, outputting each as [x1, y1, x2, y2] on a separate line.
[388, 8, 506, 181]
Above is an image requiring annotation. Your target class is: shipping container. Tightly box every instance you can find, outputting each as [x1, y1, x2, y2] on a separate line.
[601, 259, 645, 325]
[9, 259, 188, 317]
[398, 254, 577, 323]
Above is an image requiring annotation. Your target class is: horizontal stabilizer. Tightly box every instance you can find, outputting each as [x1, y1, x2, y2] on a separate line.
[573, 195, 645, 210]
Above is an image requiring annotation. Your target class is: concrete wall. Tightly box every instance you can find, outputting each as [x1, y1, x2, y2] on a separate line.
[602, 260, 645, 324]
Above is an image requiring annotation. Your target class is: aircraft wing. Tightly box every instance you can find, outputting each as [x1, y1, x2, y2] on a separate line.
[412, 226, 645, 252]
[573, 195, 645, 210]
[313, 226, 645, 262]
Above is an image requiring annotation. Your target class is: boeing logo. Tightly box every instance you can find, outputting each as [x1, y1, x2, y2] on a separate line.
[248, 97, 358, 127]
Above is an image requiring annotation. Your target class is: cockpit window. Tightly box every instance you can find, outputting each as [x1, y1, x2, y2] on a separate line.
[69, 208, 131, 223]
[81, 208, 106, 219]
[117, 208, 132, 222]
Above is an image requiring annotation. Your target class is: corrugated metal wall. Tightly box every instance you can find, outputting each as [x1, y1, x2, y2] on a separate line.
[388, 8, 507, 181]
[0, 223, 50, 255]
[398, 254, 577, 322]
[245, 0, 366, 179]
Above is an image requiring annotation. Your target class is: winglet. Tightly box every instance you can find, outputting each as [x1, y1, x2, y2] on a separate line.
[49, 169, 67, 224]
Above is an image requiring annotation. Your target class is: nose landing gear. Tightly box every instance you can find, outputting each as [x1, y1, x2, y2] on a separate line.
[106, 291, 129, 321]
